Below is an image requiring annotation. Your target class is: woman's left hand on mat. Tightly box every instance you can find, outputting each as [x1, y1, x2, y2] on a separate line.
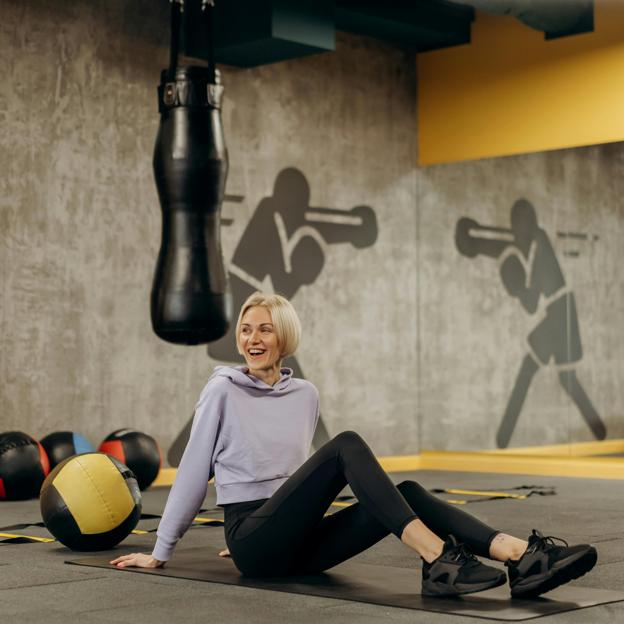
[109, 553, 164, 568]
[219, 548, 231, 557]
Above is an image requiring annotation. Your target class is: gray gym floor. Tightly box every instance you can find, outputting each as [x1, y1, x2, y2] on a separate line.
[1, 470, 623, 623]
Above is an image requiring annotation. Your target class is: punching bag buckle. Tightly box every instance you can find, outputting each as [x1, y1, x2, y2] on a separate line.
[163, 83, 176, 106]
[207, 82, 224, 108]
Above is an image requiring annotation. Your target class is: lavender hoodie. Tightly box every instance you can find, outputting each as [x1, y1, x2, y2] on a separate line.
[152, 365, 319, 562]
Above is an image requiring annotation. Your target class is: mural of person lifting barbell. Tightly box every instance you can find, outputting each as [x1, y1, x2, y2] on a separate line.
[455, 198, 606, 448]
[168, 167, 378, 465]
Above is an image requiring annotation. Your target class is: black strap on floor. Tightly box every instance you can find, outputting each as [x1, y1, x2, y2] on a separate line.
[428, 484, 557, 504]
[0, 509, 224, 544]
[0, 486, 556, 544]
[335, 485, 556, 506]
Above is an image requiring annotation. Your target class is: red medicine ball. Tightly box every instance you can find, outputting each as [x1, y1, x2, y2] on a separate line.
[99, 429, 162, 490]
[0, 431, 50, 500]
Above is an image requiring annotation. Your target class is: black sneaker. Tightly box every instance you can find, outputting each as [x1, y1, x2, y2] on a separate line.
[421, 536, 507, 597]
[506, 530, 597, 598]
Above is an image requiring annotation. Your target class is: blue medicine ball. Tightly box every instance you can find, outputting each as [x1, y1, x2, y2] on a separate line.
[40, 431, 95, 470]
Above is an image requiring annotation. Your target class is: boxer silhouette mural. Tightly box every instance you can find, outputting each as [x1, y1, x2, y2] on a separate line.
[455, 199, 605, 448]
[168, 168, 378, 465]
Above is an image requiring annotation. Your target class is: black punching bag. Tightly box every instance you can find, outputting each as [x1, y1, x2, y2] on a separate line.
[151, 1, 231, 345]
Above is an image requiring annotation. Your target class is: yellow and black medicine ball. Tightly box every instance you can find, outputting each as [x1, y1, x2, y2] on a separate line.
[40, 453, 141, 551]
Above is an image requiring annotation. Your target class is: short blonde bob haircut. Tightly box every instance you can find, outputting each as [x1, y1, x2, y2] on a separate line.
[235, 292, 301, 360]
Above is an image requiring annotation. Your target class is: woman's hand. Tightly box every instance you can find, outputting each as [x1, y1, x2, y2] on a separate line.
[218, 548, 231, 557]
[109, 553, 164, 569]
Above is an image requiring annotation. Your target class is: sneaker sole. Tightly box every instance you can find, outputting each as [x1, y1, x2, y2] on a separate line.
[423, 573, 507, 597]
[511, 546, 597, 598]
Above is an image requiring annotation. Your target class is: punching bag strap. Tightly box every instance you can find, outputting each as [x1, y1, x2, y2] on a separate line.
[202, 0, 223, 108]
[168, 0, 183, 81]
[160, 0, 222, 112]
[201, 0, 216, 84]
[162, 0, 183, 108]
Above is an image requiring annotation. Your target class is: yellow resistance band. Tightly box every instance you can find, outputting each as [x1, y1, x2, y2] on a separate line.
[0, 532, 55, 543]
[442, 488, 535, 500]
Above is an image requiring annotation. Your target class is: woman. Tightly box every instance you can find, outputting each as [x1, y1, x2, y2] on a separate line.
[111, 292, 597, 597]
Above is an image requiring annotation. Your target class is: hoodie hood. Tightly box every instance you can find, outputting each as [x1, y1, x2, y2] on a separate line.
[210, 365, 294, 392]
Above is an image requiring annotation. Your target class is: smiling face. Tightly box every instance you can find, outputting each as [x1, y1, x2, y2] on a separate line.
[238, 305, 282, 373]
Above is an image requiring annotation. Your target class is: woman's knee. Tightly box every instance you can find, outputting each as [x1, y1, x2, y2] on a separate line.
[396, 479, 429, 501]
[333, 430, 363, 444]
[332, 430, 368, 454]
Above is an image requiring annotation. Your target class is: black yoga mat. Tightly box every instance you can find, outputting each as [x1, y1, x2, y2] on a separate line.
[67, 550, 623, 622]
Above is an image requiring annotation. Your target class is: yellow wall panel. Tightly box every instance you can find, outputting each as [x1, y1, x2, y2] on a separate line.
[417, 2, 624, 165]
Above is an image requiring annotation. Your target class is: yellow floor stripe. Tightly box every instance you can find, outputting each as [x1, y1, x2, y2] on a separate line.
[482, 438, 624, 457]
[377, 455, 423, 473]
[152, 468, 181, 487]
[418, 451, 624, 480]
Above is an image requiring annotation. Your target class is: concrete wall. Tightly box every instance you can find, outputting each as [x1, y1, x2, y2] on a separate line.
[0, 0, 418, 459]
[418, 144, 624, 450]
[1, 0, 622, 459]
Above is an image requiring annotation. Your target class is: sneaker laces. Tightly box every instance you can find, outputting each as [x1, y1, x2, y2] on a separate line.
[449, 542, 480, 567]
[528, 529, 569, 553]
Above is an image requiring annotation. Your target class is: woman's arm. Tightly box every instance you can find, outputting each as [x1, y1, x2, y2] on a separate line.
[109, 382, 226, 569]
[151, 385, 226, 562]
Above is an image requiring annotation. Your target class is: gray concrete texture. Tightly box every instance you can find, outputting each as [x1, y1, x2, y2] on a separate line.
[419, 144, 624, 450]
[1, 471, 624, 623]
[0, 0, 622, 457]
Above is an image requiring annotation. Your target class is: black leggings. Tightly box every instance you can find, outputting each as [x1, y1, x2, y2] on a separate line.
[223, 431, 500, 577]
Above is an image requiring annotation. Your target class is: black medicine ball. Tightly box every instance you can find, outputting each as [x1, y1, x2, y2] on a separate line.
[40, 452, 141, 551]
[99, 429, 162, 490]
[0, 431, 50, 500]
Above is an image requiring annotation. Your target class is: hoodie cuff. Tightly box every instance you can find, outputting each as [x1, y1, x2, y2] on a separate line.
[152, 538, 174, 563]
